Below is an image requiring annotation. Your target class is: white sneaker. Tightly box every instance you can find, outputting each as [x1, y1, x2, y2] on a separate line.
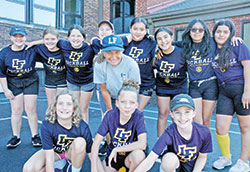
[213, 156, 232, 170]
[229, 159, 250, 172]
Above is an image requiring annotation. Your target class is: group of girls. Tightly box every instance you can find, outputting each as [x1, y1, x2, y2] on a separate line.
[0, 16, 250, 172]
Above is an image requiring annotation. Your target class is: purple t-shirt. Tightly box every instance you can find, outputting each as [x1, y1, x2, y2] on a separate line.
[97, 108, 147, 156]
[211, 42, 250, 87]
[152, 122, 212, 168]
[41, 120, 93, 154]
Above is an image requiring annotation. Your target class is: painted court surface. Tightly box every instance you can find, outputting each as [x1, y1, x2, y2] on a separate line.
[0, 91, 246, 172]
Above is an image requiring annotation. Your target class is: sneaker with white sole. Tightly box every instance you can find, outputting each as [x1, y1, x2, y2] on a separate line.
[6, 136, 21, 148]
[229, 159, 250, 172]
[213, 156, 232, 170]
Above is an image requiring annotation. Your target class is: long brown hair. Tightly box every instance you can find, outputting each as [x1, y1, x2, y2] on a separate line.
[45, 89, 82, 127]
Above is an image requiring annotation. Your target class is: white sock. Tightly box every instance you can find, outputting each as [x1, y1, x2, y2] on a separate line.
[54, 159, 66, 169]
[71, 165, 81, 172]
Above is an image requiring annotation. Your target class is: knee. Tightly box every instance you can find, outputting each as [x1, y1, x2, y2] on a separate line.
[25, 106, 37, 115]
[161, 153, 179, 171]
[239, 124, 250, 134]
[158, 110, 169, 120]
[129, 150, 145, 164]
[23, 162, 35, 172]
[71, 137, 86, 154]
[12, 106, 23, 115]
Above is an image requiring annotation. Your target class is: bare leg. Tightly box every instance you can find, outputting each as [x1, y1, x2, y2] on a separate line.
[157, 96, 171, 137]
[125, 150, 145, 172]
[138, 95, 151, 111]
[202, 100, 216, 128]
[80, 91, 93, 123]
[24, 95, 38, 137]
[238, 115, 250, 162]
[10, 94, 24, 137]
[193, 98, 203, 124]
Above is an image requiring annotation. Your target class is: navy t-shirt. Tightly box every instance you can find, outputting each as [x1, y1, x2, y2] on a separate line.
[91, 38, 102, 55]
[97, 108, 147, 156]
[122, 36, 156, 89]
[211, 42, 250, 87]
[34, 44, 66, 76]
[58, 40, 94, 85]
[41, 120, 93, 154]
[152, 122, 212, 168]
[154, 46, 188, 93]
[0, 45, 37, 78]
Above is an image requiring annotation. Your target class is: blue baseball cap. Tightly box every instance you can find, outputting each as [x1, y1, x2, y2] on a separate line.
[170, 94, 195, 111]
[9, 25, 27, 36]
[102, 35, 124, 52]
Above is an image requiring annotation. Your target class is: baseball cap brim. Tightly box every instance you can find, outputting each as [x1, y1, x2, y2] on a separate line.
[171, 104, 195, 111]
[102, 46, 124, 52]
[10, 31, 27, 36]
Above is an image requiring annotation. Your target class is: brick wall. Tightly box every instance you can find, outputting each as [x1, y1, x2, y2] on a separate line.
[0, 22, 67, 49]
[158, 14, 250, 39]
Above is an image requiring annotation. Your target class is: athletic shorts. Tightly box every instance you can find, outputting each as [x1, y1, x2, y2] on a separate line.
[216, 84, 250, 116]
[139, 87, 154, 96]
[105, 152, 130, 171]
[7, 73, 39, 96]
[189, 79, 218, 100]
[156, 86, 187, 97]
[67, 81, 95, 92]
[45, 74, 67, 89]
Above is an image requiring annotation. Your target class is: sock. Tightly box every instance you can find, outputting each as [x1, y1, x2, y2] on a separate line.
[216, 133, 231, 159]
[71, 165, 81, 172]
[54, 159, 66, 169]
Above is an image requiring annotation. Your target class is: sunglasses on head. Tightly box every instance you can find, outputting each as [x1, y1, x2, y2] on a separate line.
[191, 28, 204, 33]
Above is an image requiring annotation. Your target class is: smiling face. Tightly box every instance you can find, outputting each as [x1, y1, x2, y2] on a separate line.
[190, 22, 205, 43]
[214, 25, 231, 48]
[68, 29, 84, 48]
[56, 94, 74, 121]
[156, 31, 173, 53]
[10, 34, 26, 48]
[130, 22, 147, 42]
[43, 33, 58, 51]
[98, 23, 113, 40]
[171, 106, 195, 129]
[103, 50, 122, 66]
[116, 90, 138, 118]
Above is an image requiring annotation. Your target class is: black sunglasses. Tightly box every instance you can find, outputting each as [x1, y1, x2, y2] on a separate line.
[191, 28, 204, 33]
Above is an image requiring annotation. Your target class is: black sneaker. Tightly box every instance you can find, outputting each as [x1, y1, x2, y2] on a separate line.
[6, 136, 21, 148]
[32, 134, 42, 147]
[98, 141, 107, 156]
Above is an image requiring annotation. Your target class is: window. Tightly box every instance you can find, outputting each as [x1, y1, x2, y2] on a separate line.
[242, 20, 250, 48]
[0, 0, 25, 22]
[175, 28, 185, 41]
[111, 0, 135, 34]
[0, 0, 84, 29]
[61, 0, 82, 29]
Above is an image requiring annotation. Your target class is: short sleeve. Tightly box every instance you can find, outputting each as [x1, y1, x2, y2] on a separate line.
[127, 58, 141, 84]
[200, 129, 213, 153]
[235, 42, 250, 62]
[0, 52, 7, 77]
[41, 121, 54, 150]
[97, 111, 110, 137]
[92, 39, 102, 55]
[94, 62, 106, 84]
[135, 111, 147, 136]
[81, 123, 93, 153]
[122, 36, 129, 47]
[152, 129, 172, 156]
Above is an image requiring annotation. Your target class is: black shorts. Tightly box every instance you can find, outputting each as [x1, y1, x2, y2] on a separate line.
[105, 152, 130, 171]
[189, 79, 218, 100]
[216, 84, 250, 116]
[156, 85, 187, 97]
[7, 73, 39, 96]
[45, 74, 67, 89]
[139, 87, 154, 96]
